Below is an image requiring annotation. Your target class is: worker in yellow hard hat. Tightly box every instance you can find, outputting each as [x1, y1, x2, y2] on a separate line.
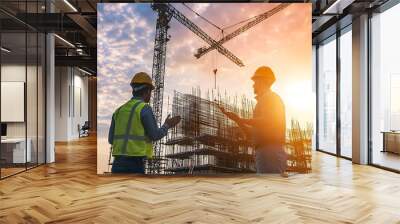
[218, 66, 287, 176]
[108, 72, 181, 174]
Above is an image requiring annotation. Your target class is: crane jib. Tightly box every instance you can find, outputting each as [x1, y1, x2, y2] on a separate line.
[195, 3, 291, 59]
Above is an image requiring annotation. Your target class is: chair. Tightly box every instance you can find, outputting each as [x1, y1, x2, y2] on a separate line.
[78, 121, 90, 138]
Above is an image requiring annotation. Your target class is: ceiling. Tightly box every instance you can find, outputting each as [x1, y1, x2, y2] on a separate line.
[1, 0, 397, 73]
[0, 0, 98, 74]
[312, 0, 390, 44]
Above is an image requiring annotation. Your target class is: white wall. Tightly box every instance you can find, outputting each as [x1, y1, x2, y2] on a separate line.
[1, 65, 26, 138]
[54, 67, 89, 141]
[1, 65, 42, 138]
[1, 63, 46, 164]
[72, 73, 89, 138]
[55, 67, 69, 141]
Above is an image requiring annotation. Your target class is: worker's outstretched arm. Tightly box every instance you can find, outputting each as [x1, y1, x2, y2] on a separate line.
[236, 121, 252, 140]
[141, 105, 181, 141]
[141, 105, 169, 141]
[217, 105, 252, 139]
[218, 108, 267, 128]
[238, 117, 268, 127]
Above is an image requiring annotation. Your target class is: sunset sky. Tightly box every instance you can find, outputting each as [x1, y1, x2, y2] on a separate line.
[97, 3, 313, 132]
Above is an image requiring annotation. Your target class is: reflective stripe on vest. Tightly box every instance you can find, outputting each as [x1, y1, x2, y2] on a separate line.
[112, 99, 153, 158]
[121, 101, 141, 154]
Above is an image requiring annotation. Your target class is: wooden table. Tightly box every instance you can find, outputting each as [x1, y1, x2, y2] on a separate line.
[381, 131, 400, 154]
[1, 138, 31, 164]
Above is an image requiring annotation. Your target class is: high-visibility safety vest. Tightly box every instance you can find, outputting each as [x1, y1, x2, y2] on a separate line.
[112, 99, 153, 158]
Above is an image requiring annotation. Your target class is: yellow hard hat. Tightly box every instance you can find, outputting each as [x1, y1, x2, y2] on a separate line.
[251, 66, 276, 83]
[130, 72, 155, 89]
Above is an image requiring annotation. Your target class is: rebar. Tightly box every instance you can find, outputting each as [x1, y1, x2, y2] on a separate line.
[164, 88, 256, 174]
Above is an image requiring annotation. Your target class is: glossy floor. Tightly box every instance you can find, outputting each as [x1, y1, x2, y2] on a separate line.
[372, 150, 400, 171]
[0, 135, 400, 223]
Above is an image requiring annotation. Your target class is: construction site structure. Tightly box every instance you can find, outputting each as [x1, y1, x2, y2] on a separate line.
[164, 89, 256, 174]
[148, 3, 244, 174]
[163, 89, 314, 175]
[147, 4, 172, 174]
[285, 120, 313, 173]
[147, 3, 292, 174]
[144, 88, 314, 175]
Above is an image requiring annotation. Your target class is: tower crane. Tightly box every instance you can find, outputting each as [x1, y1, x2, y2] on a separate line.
[148, 3, 290, 173]
[148, 3, 244, 174]
[194, 3, 290, 59]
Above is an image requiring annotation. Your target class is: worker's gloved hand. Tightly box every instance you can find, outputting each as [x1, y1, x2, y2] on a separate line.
[164, 115, 181, 128]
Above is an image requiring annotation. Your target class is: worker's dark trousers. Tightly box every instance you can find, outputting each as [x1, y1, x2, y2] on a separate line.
[111, 156, 146, 174]
[255, 146, 287, 173]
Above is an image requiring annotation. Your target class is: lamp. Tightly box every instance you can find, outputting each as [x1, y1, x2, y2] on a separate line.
[1, 47, 11, 53]
[63, 0, 78, 12]
[54, 34, 75, 48]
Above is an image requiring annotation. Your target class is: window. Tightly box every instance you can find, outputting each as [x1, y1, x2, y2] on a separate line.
[390, 74, 400, 130]
[371, 3, 400, 171]
[339, 27, 352, 158]
[317, 35, 337, 154]
[0, 1, 47, 179]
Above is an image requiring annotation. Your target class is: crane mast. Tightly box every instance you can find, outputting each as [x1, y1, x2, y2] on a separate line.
[149, 3, 243, 174]
[148, 4, 173, 174]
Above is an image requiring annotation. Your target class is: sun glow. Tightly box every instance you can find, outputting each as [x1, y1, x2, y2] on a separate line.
[281, 80, 315, 125]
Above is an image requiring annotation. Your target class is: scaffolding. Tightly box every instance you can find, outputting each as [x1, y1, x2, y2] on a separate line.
[285, 120, 313, 173]
[143, 88, 313, 175]
[164, 89, 256, 174]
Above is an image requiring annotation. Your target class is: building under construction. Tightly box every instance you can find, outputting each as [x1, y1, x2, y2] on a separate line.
[156, 89, 313, 175]
[145, 3, 291, 174]
[163, 89, 256, 174]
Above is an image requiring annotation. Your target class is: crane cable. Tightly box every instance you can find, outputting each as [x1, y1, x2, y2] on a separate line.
[180, 3, 264, 88]
[180, 3, 224, 89]
[221, 14, 261, 31]
[181, 3, 223, 32]
[212, 31, 224, 89]
[181, 3, 261, 33]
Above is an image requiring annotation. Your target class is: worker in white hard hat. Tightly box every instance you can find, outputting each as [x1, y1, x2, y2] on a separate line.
[218, 66, 287, 176]
[108, 72, 181, 174]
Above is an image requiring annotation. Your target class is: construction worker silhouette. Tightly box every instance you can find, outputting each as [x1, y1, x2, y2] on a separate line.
[219, 66, 287, 175]
[108, 72, 181, 174]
